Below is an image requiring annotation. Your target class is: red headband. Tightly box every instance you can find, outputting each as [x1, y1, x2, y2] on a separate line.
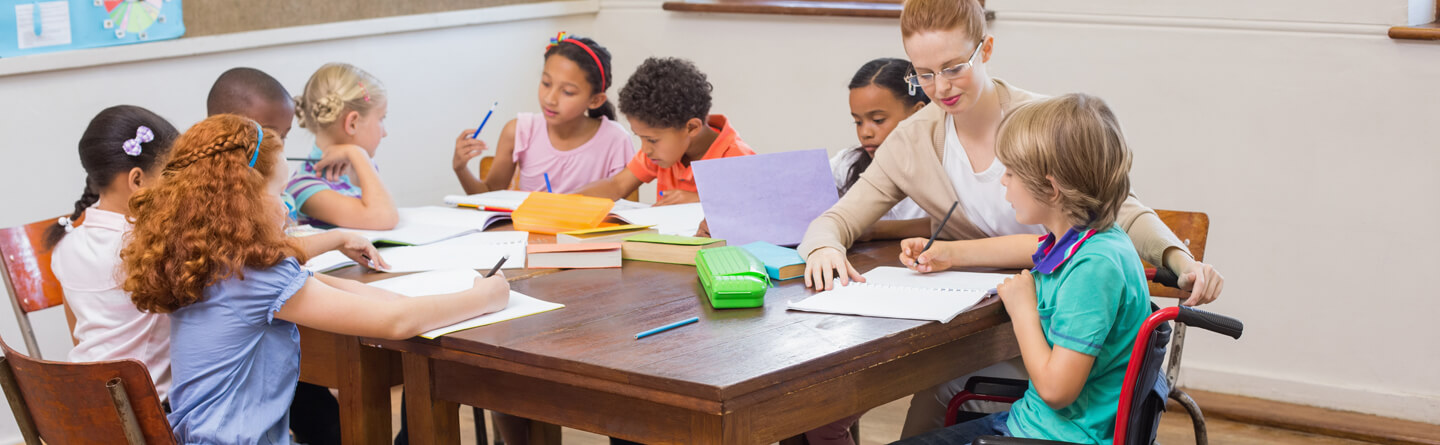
[547, 33, 607, 91]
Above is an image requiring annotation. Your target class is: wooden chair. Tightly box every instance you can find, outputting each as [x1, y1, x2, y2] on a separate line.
[0, 337, 175, 444]
[0, 217, 69, 359]
[480, 156, 641, 202]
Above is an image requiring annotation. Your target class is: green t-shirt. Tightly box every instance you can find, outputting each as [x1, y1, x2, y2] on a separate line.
[1007, 226, 1151, 444]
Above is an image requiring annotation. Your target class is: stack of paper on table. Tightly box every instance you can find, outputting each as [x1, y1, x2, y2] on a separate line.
[787, 267, 1010, 323]
[375, 232, 528, 273]
[366, 269, 564, 339]
[610, 203, 705, 236]
[692, 149, 838, 246]
[444, 190, 533, 211]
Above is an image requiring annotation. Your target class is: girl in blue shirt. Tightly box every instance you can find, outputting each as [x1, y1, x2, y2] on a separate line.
[121, 114, 510, 444]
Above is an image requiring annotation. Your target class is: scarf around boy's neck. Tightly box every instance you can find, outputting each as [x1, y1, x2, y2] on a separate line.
[1031, 226, 1098, 274]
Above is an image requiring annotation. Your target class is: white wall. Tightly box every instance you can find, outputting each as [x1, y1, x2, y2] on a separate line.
[595, 0, 1440, 423]
[0, 0, 1436, 442]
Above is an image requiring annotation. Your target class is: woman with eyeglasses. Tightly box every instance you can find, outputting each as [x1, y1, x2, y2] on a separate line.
[795, 0, 1227, 439]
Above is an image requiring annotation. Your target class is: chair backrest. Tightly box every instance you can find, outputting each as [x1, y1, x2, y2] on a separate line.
[1118, 306, 1173, 445]
[0, 338, 174, 444]
[480, 155, 641, 201]
[1147, 210, 1209, 299]
[0, 217, 69, 358]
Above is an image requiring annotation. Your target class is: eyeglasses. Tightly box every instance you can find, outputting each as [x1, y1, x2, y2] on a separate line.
[905, 39, 986, 95]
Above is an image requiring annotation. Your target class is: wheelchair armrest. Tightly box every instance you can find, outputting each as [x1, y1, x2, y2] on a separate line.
[1144, 267, 1181, 289]
[975, 435, 1080, 445]
[1176, 306, 1243, 339]
[964, 377, 1030, 399]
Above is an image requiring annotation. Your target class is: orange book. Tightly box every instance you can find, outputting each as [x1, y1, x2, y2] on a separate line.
[511, 192, 615, 235]
[525, 242, 622, 269]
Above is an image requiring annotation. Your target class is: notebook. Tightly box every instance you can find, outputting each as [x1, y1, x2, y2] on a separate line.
[739, 241, 806, 281]
[344, 206, 509, 246]
[526, 242, 623, 269]
[691, 149, 838, 246]
[610, 203, 705, 236]
[375, 232, 528, 273]
[620, 234, 726, 265]
[366, 268, 565, 339]
[511, 192, 615, 234]
[557, 225, 658, 244]
[444, 190, 533, 211]
[786, 267, 1010, 323]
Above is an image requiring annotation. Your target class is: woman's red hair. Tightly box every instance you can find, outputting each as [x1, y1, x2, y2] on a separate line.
[122, 114, 302, 313]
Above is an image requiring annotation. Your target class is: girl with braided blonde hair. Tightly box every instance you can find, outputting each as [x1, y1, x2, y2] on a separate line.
[287, 62, 399, 229]
[124, 114, 509, 443]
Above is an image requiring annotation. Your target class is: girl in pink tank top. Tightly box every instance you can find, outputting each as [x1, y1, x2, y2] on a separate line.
[452, 32, 634, 195]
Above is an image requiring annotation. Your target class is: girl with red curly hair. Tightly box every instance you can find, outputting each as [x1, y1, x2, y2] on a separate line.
[122, 114, 510, 443]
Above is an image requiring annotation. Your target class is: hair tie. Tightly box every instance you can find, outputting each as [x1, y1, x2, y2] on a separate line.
[248, 122, 264, 168]
[56, 216, 74, 233]
[122, 126, 154, 156]
[357, 81, 372, 103]
[545, 32, 607, 91]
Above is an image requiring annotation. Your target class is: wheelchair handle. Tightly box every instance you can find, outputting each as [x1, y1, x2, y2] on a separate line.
[1177, 306, 1243, 339]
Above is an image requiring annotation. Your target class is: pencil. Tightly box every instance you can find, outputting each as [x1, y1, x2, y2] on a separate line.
[471, 101, 499, 139]
[635, 316, 699, 339]
[920, 201, 959, 257]
[484, 255, 508, 278]
[543, 173, 553, 193]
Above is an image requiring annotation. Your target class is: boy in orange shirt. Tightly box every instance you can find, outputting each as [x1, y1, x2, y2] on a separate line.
[578, 57, 755, 206]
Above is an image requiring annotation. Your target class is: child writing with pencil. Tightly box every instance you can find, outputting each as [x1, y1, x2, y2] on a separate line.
[122, 114, 509, 443]
[287, 63, 399, 230]
[896, 93, 1151, 445]
[453, 32, 633, 195]
[577, 57, 755, 205]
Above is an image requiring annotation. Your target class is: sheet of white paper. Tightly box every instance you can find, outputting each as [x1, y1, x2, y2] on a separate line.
[610, 199, 651, 212]
[15, 2, 70, 50]
[611, 203, 704, 236]
[304, 250, 356, 272]
[375, 231, 528, 273]
[858, 267, 1010, 292]
[444, 190, 532, 210]
[785, 267, 1008, 323]
[367, 269, 564, 339]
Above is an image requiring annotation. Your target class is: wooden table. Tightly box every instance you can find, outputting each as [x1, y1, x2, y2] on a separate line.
[296, 229, 562, 445]
[377, 241, 1021, 444]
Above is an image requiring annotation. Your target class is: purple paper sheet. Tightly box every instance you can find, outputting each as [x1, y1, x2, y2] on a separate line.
[692, 149, 838, 247]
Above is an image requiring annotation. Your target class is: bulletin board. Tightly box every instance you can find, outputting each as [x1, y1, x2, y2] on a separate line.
[184, 0, 545, 37]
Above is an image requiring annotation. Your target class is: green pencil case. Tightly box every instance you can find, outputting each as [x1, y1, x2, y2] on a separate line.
[695, 246, 770, 309]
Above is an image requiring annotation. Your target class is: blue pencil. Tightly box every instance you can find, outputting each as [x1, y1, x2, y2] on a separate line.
[635, 316, 699, 340]
[543, 173, 553, 193]
[471, 101, 499, 139]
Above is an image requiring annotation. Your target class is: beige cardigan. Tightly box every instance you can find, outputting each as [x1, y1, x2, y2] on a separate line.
[798, 78, 1187, 268]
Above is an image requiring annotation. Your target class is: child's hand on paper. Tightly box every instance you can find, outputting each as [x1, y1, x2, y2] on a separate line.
[804, 247, 865, 291]
[453, 129, 489, 172]
[337, 231, 390, 271]
[473, 273, 511, 314]
[694, 219, 710, 238]
[900, 238, 952, 273]
[655, 189, 699, 206]
[996, 270, 1037, 317]
[313, 146, 358, 183]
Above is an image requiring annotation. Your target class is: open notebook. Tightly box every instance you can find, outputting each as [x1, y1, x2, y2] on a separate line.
[345, 206, 511, 246]
[367, 269, 564, 339]
[787, 267, 1011, 323]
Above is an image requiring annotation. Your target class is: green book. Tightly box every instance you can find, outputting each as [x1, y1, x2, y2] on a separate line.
[620, 234, 726, 265]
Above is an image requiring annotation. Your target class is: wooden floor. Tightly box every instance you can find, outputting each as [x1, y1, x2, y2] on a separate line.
[387, 388, 1379, 444]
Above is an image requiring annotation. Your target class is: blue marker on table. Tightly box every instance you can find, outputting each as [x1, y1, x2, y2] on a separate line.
[471, 101, 499, 139]
[543, 173, 553, 193]
[635, 316, 699, 340]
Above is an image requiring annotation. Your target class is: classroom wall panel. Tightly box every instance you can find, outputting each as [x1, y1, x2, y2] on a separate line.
[595, 0, 1440, 424]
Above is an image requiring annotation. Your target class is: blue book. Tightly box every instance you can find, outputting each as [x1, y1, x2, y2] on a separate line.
[740, 241, 805, 281]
